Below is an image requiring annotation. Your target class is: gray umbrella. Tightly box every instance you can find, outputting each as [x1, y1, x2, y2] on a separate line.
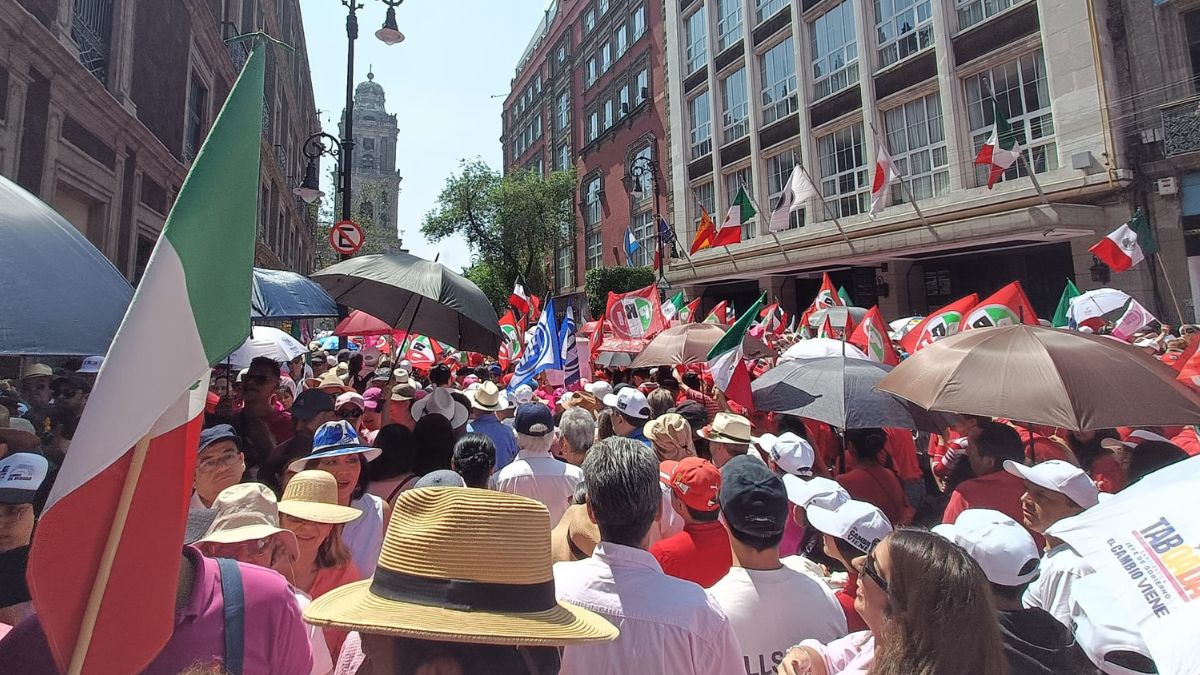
[310, 253, 503, 355]
[594, 351, 634, 368]
[0, 175, 134, 356]
[752, 356, 953, 432]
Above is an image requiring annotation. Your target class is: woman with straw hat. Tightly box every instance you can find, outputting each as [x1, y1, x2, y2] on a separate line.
[304, 487, 618, 674]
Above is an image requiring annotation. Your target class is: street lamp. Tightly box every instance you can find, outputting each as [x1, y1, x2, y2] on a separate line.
[293, 132, 341, 204]
[375, 0, 406, 45]
[626, 155, 665, 288]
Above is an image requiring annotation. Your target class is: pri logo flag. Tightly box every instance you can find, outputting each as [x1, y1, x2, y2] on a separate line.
[963, 282, 1039, 330]
[849, 306, 900, 365]
[605, 285, 667, 340]
[510, 298, 562, 391]
[899, 294, 979, 354]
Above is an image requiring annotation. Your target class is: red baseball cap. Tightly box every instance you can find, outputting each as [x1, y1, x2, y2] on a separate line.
[659, 457, 721, 512]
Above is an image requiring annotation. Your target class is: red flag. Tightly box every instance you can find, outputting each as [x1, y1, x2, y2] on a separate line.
[704, 300, 730, 325]
[499, 310, 524, 366]
[690, 206, 718, 254]
[899, 294, 979, 354]
[604, 284, 668, 340]
[508, 278, 530, 315]
[963, 281, 1039, 329]
[722, 358, 756, 412]
[849, 306, 900, 365]
[590, 311, 606, 364]
[812, 273, 844, 311]
[530, 294, 542, 319]
[681, 298, 702, 323]
[816, 316, 835, 339]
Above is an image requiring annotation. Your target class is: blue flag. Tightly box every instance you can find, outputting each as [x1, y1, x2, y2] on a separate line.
[509, 297, 562, 391]
[624, 227, 640, 266]
[559, 302, 580, 389]
[657, 216, 676, 245]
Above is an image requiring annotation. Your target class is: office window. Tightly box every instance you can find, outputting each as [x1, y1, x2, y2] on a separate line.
[557, 44, 567, 64]
[883, 92, 949, 203]
[604, 99, 614, 129]
[957, 0, 1017, 31]
[632, 4, 646, 39]
[810, 0, 859, 101]
[619, 85, 631, 116]
[965, 50, 1056, 187]
[724, 167, 755, 239]
[584, 8, 596, 33]
[717, 0, 743, 51]
[636, 68, 649, 104]
[817, 123, 868, 218]
[584, 177, 603, 268]
[184, 74, 208, 161]
[876, 0, 933, 68]
[616, 23, 629, 56]
[558, 144, 571, 170]
[598, 0, 610, 15]
[685, 7, 708, 74]
[689, 91, 713, 159]
[556, 240, 575, 290]
[534, 112, 542, 139]
[588, 110, 599, 142]
[586, 57, 598, 87]
[601, 42, 612, 73]
[721, 67, 749, 144]
[556, 92, 569, 130]
[757, 0, 788, 23]
[767, 152, 804, 229]
[760, 38, 797, 125]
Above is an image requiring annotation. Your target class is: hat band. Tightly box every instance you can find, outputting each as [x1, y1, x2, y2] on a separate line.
[369, 566, 558, 614]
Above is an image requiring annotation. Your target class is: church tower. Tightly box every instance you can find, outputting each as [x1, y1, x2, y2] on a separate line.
[340, 70, 402, 253]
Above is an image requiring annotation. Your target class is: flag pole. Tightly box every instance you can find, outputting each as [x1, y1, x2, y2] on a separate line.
[739, 179, 791, 260]
[799, 164, 854, 252]
[67, 433, 154, 675]
[1018, 153, 1052, 207]
[1154, 253, 1185, 322]
[659, 211, 700, 276]
[868, 122, 939, 241]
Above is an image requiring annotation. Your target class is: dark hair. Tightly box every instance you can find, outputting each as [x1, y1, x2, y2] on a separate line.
[413, 413, 456, 475]
[380, 637, 560, 675]
[1067, 428, 1120, 472]
[430, 364, 452, 386]
[685, 505, 721, 522]
[775, 414, 810, 440]
[248, 356, 281, 378]
[989, 581, 1030, 602]
[370, 424, 416, 480]
[729, 524, 785, 552]
[582, 437, 660, 547]
[596, 409, 616, 440]
[571, 481, 589, 505]
[647, 388, 675, 419]
[974, 422, 1025, 468]
[452, 433, 496, 489]
[305, 453, 369, 501]
[844, 428, 886, 463]
[833, 536, 865, 564]
[1127, 441, 1188, 485]
[681, 372, 702, 390]
[616, 411, 643, 430]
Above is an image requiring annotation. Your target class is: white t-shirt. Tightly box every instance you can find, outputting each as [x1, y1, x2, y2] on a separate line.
[709, 565, 848, 674]
[1022, 542, 1094, 627]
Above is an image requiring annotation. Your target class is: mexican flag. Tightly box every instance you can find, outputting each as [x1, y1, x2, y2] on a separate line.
[707, 293, 765, 412]
[723, 186, 756, 231]
[1051, 279, 1081, 328]
[963, 281, 1039, 329]
[679, 298, 701, 323]
[704, 300, 730, 325]
[28, 44, 265, 674]
[850, 306, 900, 365]
[974, 99, 1022, 189]
[1090, 210, 1156, 273]
[899, 293, 979, 354]
[662, 291, 686, 322]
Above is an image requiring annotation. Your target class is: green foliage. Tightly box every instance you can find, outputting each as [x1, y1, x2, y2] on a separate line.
[584, 266, 655, 318]
[461, 259, 512, 316]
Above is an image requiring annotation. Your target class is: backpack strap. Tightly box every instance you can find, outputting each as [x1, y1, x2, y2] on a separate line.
[216, 558, 245, 675]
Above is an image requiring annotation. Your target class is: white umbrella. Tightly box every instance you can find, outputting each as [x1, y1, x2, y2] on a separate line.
[225, 326, 306, 369]
[1067, 288, 1132, 329]
[780, 338, 868, 361]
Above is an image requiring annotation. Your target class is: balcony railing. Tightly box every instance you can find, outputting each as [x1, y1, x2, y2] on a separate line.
[72, 0, 113, 84]
[1162, 98, 1200, 158]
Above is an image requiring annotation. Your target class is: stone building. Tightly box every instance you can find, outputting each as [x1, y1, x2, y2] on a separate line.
[338, 70, 403, 256]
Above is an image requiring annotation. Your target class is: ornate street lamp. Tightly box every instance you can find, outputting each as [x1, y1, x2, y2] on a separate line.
[293, 132, 341, 204]
[375, 0, 406, 45]
[626, 155, 665, 288]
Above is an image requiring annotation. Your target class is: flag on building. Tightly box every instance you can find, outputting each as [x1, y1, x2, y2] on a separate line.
[849, 306, 900, 365]
[1051, 279, 1081, 328]
[662, 291, 686, 322]
[679, 298, 701, 323]
[690, 205, 717, 254]
[509, 277, 531, 315]
[723, 186, 756, 232]
[624, 226, 641, 266]
[899, 293, 980, 354]
[963, 281, 1039, 329]
[1090, 209, 1155, 273]
[560, 303, 580, 389]
[657, 215, 676, 246]
[707, 293, 766, 412]
[28, 44, 266, 675]
[510, 298, 563, 391]
[871, 138, 901, 214]
[974, 99, 1022, 189]
[604, 284, 668, 340]
[704, 300, 731, 325]
[769, 165, 818, 233]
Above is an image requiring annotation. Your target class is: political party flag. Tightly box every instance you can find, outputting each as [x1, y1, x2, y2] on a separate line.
[689, 205, 717, 254]
[589, 311, 606, 364]
[509, 277, 531, 315]
[870, 137, 901, 215]
[707, 292, 766, 412]
[899, 293, 980, 354]
[963, 281, 1039, 329]
[974, 99, 1022, 188]
[1111, 299, 1158, 341]
[837, 286, 853, 306]
[704, 300, 730, 325]
[662, 291, 686, 322]
[723, 186, 757, 231]
[405, 334, 445, 369]
[769, 165, 818, 233]
[560, 303, 580, 389]
[499, 309, 524, 362]
[1091, 210, 1154, 273]
[1051, 279, 1081, 328]
[28, 43, 265, 675]
[679, 298, 701, 323]
[624, 226, 641, 266]
[849, 306, 900, 365]
[604, 284, 667, 340]
[757, 303, 784, 333]
[816, 316, 836, 339]
[510, 297, 562, 391]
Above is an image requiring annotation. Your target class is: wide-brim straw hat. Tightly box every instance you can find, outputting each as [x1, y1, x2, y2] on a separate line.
[696, 411, 754, 445]
[550, 504, 601, 563]
[468, 381, 508, 412]
[304, 487, 618, 646]
[314, 371, 352, 394]
[277, 470, 362, 524]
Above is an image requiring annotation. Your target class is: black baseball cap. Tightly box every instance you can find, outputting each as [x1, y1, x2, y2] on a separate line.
[198, 424, 240, 455]
[720, 455, 788, 536]
[291, 389, 336, 421]
[515, 403, 555, 437]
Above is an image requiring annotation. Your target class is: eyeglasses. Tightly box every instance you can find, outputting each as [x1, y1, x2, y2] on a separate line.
[206, 536, 273, 558]
[197, 448, 242, 472]
[337, 408, 363, 419]
[0, 503, 33, 520]
[859, 541, 889, 594]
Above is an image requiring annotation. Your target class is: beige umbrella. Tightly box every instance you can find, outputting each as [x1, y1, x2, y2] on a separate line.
[876, 325, 1200, 431]
[630, 323, 776, 368]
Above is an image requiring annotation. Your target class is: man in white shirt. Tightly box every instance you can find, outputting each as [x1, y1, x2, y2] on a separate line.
[710, 456, 847, 675]
[553, 437, 743, 675]
[1003, 459, 1100, 626]
[493, 403, 582, 525]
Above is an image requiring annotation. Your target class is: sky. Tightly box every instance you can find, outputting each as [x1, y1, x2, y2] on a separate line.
[300, 0, 551, 272]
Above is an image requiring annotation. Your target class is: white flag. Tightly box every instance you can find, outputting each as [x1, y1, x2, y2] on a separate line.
[769, 166, 818, 233]
[870, 139, 901, 215]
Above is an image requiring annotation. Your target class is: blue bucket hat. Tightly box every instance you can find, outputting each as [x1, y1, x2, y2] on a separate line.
[287, 420, 381, 472]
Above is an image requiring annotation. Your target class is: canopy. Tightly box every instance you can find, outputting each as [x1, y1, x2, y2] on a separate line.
[251, 267, 337, 319]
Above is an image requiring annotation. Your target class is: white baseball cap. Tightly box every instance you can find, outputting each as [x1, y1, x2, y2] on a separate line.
[603, 388, 651, 420]
[757, 433, 815, 476]
[0, 452, 50, 504]
[932, 509, 1041, 587]
[584, 380, 614, 401]
[1100, 430, 1171, 452]
[77, 355, 104, 374]
[782, 475, 849, 510]
[805, 499, 893, 554]
[512, 384, 535, 406]
[1070, 575, 1157, 675]
[1004, 459, 1100, 509]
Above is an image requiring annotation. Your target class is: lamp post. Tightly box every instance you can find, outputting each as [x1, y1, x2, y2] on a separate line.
[626, 155, 666, 292]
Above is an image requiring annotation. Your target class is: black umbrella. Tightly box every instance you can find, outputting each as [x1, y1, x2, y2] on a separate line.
[594, 351, 634, 368]
[0, 175, 134, 356]
[310, 252, 503, 355]
[752, 356, 953, 432]
[252, 267, 338, 320]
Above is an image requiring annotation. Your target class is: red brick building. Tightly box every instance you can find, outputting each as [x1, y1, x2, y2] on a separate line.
[502, 0, 668, 313]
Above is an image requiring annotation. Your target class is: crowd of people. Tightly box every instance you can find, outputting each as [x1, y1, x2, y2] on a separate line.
[0, 330, 1194, 674]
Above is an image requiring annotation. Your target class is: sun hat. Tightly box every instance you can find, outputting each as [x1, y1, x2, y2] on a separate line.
[335, 391, 365, 411]
[277, 470, 363, 524]
[197, 424, 240, 456]
[20, 363, 53, 381]
[411, 388, 469, 428]
[0, 408, 40, 452]
[806, 499, 893, 554]
[302, 487, 618, 645]
[361, 387, 383, 411]
[697, 412, 753, 445]
[659, 457, 721, 512]
[720, 455, 788, 536]
[413, 470, 466, 489]
[559, 391, 597, 414]
[932, 509, 1040, 586]
[643, 414, 695, 461]
[757, 432, 815, 476]
[584, 380, 613, 401]
[335, 362, 350, 381]
[602, 388, 651, 420]
[390, 382, 417, 402]
[671, 400, 709, 437]
[291, 390, 335, 421]
[515, 403, 555, 437]
[1100, 430, 1171, 452]
[315, 371, 352, 394]
[1003, 459, 1100, 509]
[550, 504, 601, 563]
[468, 381, 508, 412]
[197, 483, 299, 562]
[783, 475, 850, 510]
[391, 368, 411, 385]
[488, 363, 503, 377]
[370, 367, 391, 383]
[0, 452, 49, 504]
[77, 356, 104, 374]
[287, 420, 382, 472]
[185, 508, 218, 545]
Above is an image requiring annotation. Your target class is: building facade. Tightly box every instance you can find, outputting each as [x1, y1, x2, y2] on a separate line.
[503, 0, 669, 306]
[0, 0, 319, 280]
[338, 70, 403, 256]
[660, 0, 1166, 323]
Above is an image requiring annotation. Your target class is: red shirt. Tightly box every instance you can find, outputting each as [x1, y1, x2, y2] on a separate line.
[881, 428, 922, 482]
[838, 464, 914, 526]
[836, 572, 868, 633]
[650, 520, 732, 588]
[943, 470, 1044, 547]
[804, 420, 842, 472]
[1171, 427, 1200, 456]
[264, 408, 294, 446]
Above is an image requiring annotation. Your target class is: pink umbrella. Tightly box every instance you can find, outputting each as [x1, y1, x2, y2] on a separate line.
[333, 310, 392, 337]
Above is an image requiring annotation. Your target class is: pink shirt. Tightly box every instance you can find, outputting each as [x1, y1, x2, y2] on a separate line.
[799, 630, 875, 674]
[553, 542, 743, 675]
[0, 547, 313, 675]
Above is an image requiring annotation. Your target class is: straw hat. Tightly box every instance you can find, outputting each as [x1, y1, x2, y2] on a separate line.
[314, 371, 352, 394]
[277, 470, 363, 524]
[643, 413, 695, 461]
[559, 391, 597, 414]
[303, 487, 618, 645]
[198, 483, 299, 562]
[411, 388, 469, 428]
[467, 381, 508, 412]
[550, 504, 601, 563]
[0, 407, 40, 451]
[697, 411, 753, 445]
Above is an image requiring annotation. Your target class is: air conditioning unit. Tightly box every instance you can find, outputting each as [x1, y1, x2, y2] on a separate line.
[1156, 177, 1179, 195]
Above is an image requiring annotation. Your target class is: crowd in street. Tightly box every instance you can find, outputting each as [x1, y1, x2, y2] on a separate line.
[0, 330, 1195, 675]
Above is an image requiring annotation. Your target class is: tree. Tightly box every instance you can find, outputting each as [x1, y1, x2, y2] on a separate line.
[585, 266, 656, 319]
[422, 159, 576, 307]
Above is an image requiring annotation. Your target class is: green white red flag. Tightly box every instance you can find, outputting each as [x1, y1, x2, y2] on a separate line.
[498, 309, 524, 369]
[849, 306, 900, 365]
[974, 99, 1022, 189]
[679, 298, 701, 323]
[899, 293, 979, 354]
[28, 43, 265, 674]
[707, 293, 765, 412]
[662, 291, 686, 323]
[963, 281, 1039, 329]
[704, 300, 731, 325]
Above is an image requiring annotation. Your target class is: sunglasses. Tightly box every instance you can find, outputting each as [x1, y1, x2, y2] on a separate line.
[860, 541, 889, 594]
[337, 408, 363, 419]
[54, 389, 79, 400]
